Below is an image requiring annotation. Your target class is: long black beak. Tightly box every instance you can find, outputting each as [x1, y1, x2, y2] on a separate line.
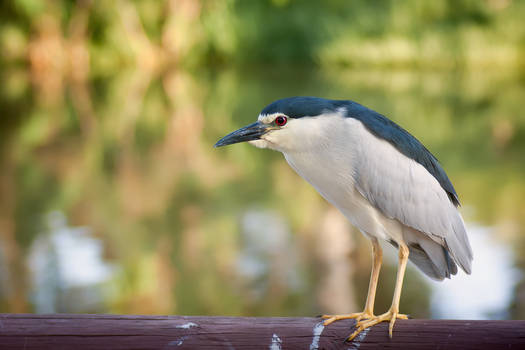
[214, 121, 272, 148]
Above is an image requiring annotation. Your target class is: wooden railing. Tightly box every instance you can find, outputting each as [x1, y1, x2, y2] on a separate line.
[1, 314, 524, 349]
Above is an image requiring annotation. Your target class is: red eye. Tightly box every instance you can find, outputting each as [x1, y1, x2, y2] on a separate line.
[275, 116, 287, 126]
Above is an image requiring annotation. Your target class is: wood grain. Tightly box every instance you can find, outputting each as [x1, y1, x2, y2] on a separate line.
[1, 314, 524, 349]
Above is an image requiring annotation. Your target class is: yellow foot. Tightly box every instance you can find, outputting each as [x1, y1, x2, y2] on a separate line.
[347, 309, 408, 341]
[321, 311, 374, 326]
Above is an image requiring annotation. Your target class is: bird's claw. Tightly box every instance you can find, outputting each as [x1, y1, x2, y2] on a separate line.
[345, 310, 408, 341]
[321, 311, 374, 326]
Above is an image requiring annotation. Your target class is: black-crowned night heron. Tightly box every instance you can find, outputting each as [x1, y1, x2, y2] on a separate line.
[215, 96, 473, 341]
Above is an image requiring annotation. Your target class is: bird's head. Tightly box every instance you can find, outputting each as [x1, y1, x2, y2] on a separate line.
[214, 97, 348, 153]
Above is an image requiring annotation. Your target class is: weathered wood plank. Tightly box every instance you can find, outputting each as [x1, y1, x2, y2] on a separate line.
[1, 314, 524, 349]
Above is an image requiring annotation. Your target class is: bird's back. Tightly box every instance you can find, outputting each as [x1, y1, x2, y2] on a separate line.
[343, 101, 460, 206]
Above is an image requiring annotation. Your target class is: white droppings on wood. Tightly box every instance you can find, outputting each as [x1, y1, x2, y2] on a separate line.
[346, 328, 370, 350]
[168, 336, 188, 347]
[309, 321, 325, 350]
[269, 333, 282, 350]
[176, 322, 198, 329]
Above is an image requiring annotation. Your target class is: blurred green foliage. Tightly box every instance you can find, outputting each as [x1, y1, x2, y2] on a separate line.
[0, 0, 524, 320]
[2, 0, 525, 71]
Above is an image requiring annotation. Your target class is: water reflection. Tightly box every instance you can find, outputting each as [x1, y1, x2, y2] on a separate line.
[0, 66, 524, 320]
[237, 209, 302, 301]
[28, 211, 114, 313]
[430, 225, 518, 320]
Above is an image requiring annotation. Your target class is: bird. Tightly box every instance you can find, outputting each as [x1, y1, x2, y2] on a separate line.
[214, 96, 473, 341]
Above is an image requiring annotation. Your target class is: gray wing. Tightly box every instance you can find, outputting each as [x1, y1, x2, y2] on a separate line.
[353, 129, 473, 274]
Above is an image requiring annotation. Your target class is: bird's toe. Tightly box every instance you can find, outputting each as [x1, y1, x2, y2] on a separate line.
[322, 312, 374, 326]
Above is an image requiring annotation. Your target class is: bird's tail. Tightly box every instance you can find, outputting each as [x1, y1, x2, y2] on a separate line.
[402, 229, 460, 281]
[407, 242, 457, 281]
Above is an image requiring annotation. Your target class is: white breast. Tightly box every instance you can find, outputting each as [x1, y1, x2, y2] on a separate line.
[282, 115, 399, 241]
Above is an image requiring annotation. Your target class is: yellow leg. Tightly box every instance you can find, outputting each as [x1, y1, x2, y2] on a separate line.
[322, 238, 383, 325]
[347, 243, 410, 341]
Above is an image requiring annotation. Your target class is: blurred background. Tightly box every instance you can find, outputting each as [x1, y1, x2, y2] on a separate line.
[0, 0, 524, 320]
